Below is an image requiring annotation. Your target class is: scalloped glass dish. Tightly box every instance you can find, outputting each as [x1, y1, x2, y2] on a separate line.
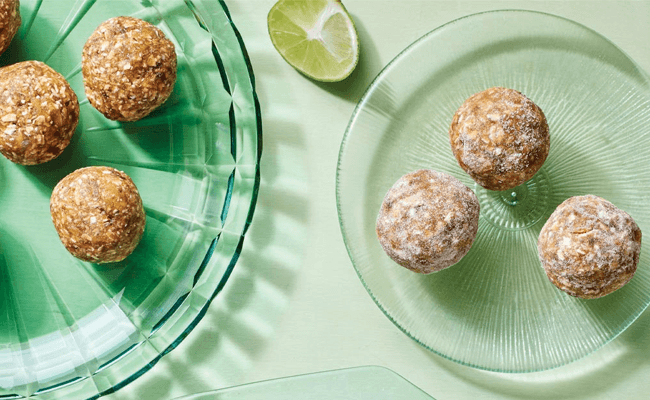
[337, 10, 650, 372]
[0, 0, 261, 398]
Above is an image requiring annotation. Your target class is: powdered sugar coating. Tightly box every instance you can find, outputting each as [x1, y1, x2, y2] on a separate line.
[538, 195, 641, 299]
[449, 87, 549, 191]
[50, 166, 146, 264]
[376, 169, 480, 273]
[0, 0, 20, 56]
[0, 61, 79, 165]
[82, 16, 177, 121]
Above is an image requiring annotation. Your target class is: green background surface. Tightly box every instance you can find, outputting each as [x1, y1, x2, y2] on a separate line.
[109, 1, 650, 399]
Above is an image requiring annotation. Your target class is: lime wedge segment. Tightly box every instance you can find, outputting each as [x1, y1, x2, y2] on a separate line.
[268, 0, 359, 82]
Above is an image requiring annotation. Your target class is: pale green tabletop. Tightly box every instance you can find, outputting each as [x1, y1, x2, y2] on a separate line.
[110, 1, 650, 399]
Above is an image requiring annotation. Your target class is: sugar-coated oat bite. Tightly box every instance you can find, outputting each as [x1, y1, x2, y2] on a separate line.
[538, 195, 641, 299]
[376, 169, 480, 274]
[50, 166, 146, 264]
[82, 16, 177, 121]
[0, 0, 20, 56]
[0, 61, 79, 165]
[449, 87, 550, 191]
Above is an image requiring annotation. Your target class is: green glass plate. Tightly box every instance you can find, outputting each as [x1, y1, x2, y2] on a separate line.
[172, 366, 435, 400]
[337, 10, 650, 372]
[0, 0, 261, 398]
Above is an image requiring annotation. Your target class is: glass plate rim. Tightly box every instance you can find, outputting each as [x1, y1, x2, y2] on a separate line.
[92, 0, 264, 397]
[335, 8, 650, 373]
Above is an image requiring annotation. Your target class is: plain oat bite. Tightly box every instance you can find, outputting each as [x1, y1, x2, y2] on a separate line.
[538, 195, 642, 299]
[376, 169, 480, 274]
[0, 0, 20, 56]
[82, 16, 177, 121]
[449, 87, 550, 191]
[0, 60, 79, 165]
[50, 166, 146, 264]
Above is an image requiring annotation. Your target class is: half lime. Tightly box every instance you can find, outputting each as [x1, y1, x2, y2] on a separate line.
[268, 0, 359, 82]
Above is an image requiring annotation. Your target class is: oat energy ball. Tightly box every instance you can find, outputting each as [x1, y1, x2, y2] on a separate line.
[0, 0, 20, 56]
[376, 169, 480, 274]
[51, 166, 146, 264]
[82, 16, 177, 121]
[449, 87, 550, 191]
[0, 61, 79, 165]
[538, 195, 642, 299]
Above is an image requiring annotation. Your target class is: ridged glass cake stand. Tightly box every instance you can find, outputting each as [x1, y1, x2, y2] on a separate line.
[337, 10, 650, 372]
[0, 0, 261, 398]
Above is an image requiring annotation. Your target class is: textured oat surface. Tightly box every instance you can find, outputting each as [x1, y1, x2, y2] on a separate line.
[82, 16, 177, 121]
[538, 195, 641, 299]
[449, 87, 550, 191]
[376, 169, 480, 273]
[0, 60, 79, 165]
[0, 0, 20, 56]
[50, 166, 146, 264]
